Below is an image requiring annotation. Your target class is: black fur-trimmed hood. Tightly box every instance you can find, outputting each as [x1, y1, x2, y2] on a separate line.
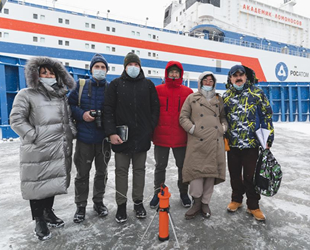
[25, 56, 76, 90]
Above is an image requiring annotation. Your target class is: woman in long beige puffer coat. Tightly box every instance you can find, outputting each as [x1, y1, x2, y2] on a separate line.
[10, 56, 76, 240]
[179, 71, 227, 219]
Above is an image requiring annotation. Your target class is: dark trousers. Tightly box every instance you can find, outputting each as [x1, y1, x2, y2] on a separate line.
[74, 140, 111, 206]
[227, 147, 260, 210]
[115, 152, 147, 205]
[30, 196, 54, 219]
[153, 145, 188, 195]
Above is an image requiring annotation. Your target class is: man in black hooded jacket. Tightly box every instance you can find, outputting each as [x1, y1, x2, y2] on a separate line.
[104, 52, 159, 223]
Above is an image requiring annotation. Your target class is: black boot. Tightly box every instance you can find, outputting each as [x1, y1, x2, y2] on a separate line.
[134, 200, 146, 219]
[115, 203, 127, 223]
[34, 216, 51, 241]
[43, 208, 65, 228]
[73, 206, 86, 223]
[180, 193, 192, 208]
[93, 202, 109, 217]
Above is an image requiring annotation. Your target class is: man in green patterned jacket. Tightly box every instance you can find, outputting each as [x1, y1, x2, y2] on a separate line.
[223, 65, 274, 221]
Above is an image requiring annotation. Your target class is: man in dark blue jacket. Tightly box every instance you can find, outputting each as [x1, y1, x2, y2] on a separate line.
[68, 53, 111, 223]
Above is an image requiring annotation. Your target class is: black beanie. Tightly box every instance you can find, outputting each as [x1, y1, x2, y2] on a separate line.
[123, 52, 141, 68]
[90, 53, 109, 71]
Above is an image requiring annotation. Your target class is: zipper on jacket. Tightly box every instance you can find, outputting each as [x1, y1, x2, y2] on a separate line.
[166, 98, 168, 111]
[178, 96, 181, 112]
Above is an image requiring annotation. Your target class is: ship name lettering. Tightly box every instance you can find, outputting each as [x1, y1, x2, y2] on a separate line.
[290, 70, 309, 77]
[243, 3, 302, 27]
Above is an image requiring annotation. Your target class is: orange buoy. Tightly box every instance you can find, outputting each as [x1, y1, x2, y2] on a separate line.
[157, 184, 171, 241]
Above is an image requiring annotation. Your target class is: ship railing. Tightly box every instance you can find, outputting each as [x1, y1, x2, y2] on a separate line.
[189, 31, 309, 58]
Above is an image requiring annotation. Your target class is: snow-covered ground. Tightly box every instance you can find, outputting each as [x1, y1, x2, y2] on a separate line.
[0, 122, 309, 250]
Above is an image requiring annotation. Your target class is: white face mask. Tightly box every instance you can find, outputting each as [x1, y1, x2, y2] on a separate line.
[126, 66, 140, 78]
[201, 85, 213, 92]
[39, 77, 57, 86]
[92, 69, 106, 80]
[233, 83, 244, 91]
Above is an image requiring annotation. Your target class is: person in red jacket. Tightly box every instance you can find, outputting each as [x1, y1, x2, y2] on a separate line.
[150, 61, 193, 208]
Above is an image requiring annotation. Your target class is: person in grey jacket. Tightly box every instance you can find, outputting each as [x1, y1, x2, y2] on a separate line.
[10, 56, 76, 241]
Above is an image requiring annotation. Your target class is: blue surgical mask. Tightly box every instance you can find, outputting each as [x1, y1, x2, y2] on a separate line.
[201, 85, 213, 91]
[233, 83, 244, 91]
[92, 69, 106, 80]
[126, 66, 140, 78]
[40, 77, 57, 86]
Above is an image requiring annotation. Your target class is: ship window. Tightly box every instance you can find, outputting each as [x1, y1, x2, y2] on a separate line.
[85, 64, 89, 69]
[58, 40, 63, 45]
[112, 66, 116, 71]
[65, 19, 69, 24]
[176, 17, 178, 21]
[58, 18, 63, 24]
[112, 47, 116, 52]
[136, 32, 140, 36]
[85, 43, 89, 49]
[112, 27, 116, 32]
[65, 41, 69, 46]
[0, 32, 2, 38]
[3, 8, 9, 14]
[132, 31, 135, 36]
[200, 0, 220, 7]
[164, 10, 169, 19]
[148, 52, 151, 57]
[153, 35, 156, 39]
[106, 26, 110, 31]
[91, 44, 95, 49]
[185, 0, 196, 9]
[136, 50, 140, 55]
[65, 62, 69, 66]
[153, 70, 157, 75]
[85, 23, 89, 28]
[153, 53, 156, 57]
[148, 34, 152, 39]
[33, 36, 38, 42]
[106, 46, 110, 51]
[132, 50, 135, 53]
[3, 32, 9, 38]
[33, 13, 38, 19]
[91, 24, 95, 29]
[40, 37, 45, 43]
[148, 70, 151, 74]
[40, 15, 45, 20]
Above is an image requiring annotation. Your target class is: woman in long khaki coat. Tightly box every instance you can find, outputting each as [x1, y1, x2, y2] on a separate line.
[179, 71, 227, 219]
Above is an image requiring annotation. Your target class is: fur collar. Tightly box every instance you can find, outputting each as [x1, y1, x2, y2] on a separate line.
[24, 56, 76, 90]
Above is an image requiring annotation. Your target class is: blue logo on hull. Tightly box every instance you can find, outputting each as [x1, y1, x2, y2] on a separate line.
[275, 62, 288, 81]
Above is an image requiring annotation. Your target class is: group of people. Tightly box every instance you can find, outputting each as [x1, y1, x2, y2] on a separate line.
[9, 52, 274, 241]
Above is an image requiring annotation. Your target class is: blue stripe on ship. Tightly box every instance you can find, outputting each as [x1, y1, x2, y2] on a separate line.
[0, 41, 228, 89]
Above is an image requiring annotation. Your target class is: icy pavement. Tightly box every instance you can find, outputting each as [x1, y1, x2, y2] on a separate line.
[0, 122, 310, 250]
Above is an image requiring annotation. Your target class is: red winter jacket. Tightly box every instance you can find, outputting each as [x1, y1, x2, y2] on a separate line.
[153, 61, 193, 147]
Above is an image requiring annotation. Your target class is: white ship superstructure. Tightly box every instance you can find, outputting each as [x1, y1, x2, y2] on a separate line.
[164, 0, 309, 49]
[0, 0, 310, 89]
